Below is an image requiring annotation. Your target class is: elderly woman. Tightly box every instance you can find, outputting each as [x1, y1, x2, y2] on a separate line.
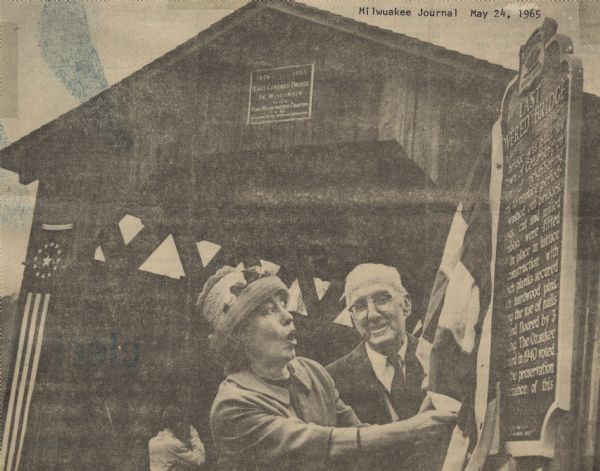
[198, 266, 455, 471]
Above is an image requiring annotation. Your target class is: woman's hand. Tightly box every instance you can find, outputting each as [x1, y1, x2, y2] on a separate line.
[402, 410, 457, 440]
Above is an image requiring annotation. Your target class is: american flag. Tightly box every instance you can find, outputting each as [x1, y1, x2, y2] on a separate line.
[1, 223, 73, 471]
[416, 127, 498, 470]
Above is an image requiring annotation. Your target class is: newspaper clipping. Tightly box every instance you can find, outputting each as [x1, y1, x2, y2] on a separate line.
[1, 1, 600, 470]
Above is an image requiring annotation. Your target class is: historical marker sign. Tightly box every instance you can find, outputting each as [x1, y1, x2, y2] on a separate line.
[247, 64, 314, 125]
[493, 19, 582, 457]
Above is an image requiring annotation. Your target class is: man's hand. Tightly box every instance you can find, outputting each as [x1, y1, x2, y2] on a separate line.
[403, 410, 457, 440]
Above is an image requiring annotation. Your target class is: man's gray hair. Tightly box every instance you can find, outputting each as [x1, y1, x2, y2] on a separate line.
[344, 263, 407, 307]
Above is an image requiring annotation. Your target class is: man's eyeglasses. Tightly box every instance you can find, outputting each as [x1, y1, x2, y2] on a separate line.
[348, 292, 395, 317]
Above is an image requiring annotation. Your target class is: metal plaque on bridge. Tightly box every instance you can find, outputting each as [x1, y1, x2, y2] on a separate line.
[492, 18, 583, 458]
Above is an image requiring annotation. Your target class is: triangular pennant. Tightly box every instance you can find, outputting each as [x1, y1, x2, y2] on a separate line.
[118, 215, 144, 245]
[260, 259, 281, 274]
[287, 279, 308, 317]
[333, 309, 354, 328]
[196, 240, 221, 267]
[313, 277, 331, 301]
[139, 234, 185, 279]
[94, 246, 106, 262]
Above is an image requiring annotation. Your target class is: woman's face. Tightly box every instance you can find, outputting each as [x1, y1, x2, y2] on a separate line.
[243, 292, 297, 368]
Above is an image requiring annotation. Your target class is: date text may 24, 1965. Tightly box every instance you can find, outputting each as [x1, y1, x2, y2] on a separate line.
[358, 7, 542, 20]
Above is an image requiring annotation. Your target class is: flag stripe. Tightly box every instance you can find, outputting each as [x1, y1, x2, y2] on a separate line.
[437, 261, 480, 353]
[7, 293, 41, 471]
[462, 117, 505, 471]
[15, 293, 50, 471]
[1, 293, 32, 471]
[441, 426, 469, 471]
[421, 206, 468, 344]
[422, 271, 450, 343]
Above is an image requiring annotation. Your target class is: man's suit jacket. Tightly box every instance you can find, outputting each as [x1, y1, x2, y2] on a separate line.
[326, 335, 425, 425]
[326, 335, 436, 471]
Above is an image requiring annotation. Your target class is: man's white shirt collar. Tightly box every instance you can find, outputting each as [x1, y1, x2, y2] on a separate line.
[365, 336, 408, 394]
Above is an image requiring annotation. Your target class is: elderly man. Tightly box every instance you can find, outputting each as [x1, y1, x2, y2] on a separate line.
[327, 263, 425, 424]
[327, 263, 443, 470]
[198, 266, 455, 471]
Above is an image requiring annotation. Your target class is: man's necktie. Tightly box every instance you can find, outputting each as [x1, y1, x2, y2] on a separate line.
[387, 355, 407, 418]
